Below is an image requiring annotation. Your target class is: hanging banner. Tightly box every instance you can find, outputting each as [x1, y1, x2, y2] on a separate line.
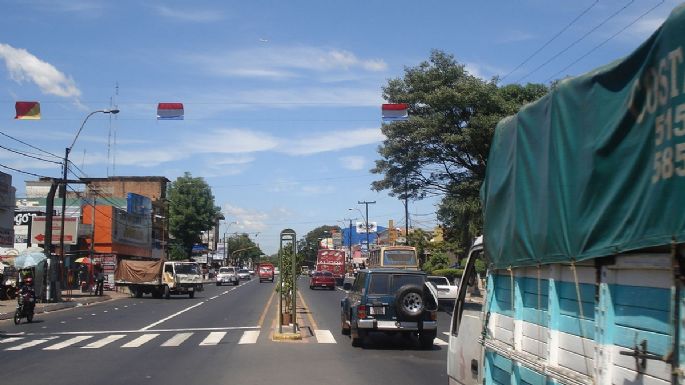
[157, 102, 184, 120]
[14, 101, 40, 120]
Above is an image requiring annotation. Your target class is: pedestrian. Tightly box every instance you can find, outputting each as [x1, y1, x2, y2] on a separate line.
[95, 265, 105, 296]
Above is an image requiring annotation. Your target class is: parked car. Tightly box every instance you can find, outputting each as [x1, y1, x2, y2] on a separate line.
[237, 269, 251, 280]
[426, 276, 458, 307]
[216, 267, 239, 286]
[310, 271, 336, 290]
[340, 268, 439, 349]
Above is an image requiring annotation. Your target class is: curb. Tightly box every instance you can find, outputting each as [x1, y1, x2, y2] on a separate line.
[272, 326, 302, 341]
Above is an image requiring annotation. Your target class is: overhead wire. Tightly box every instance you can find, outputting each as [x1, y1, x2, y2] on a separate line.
[0, 162, 52, 178]
[546, 0, 666, 82]
[516, 0, 636, 83]
[0, 130, 61, 159]
[500, 0, 600, 82]
[0, 143, 62, 165]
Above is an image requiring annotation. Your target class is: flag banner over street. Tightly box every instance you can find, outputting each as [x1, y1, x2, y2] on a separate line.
[156, 103, 184, 120]
[14, 101, 40, 120]
[381, 103, 408, 122]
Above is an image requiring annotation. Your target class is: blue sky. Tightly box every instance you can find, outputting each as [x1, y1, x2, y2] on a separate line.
[0, 0, 680, 254]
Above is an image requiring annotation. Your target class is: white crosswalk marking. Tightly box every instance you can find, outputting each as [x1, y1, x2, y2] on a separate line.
[199, 331, 226, 346]
[314, 330, 336, 344]
[121, 333, 159, 348]
[5, 336, 58, 351]
[442, 331, 450, 337]
[0, 337, 24, 344]
[44, 335, 93, 350]
[238, 330, 259, 344]
[433, 337, 448, 346]
[161, 332, 193, 347]
[83, 334, 126, 349]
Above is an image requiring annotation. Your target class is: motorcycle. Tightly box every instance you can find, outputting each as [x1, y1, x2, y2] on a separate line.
[14, 289, 35, 324]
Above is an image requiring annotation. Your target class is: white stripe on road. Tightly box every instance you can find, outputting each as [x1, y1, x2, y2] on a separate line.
[433, 337, 448, 346]
[82, 334, 126, 349]
[238, 330, 260, 344]
[161, 332, 193, 347]
[314, 330, 336, 344]
[442, 331, 450, 337]
[210, 295, 219, 300]
[121, 333, 159, 348]
[43, 335, 93, 350]
[5, 336, 59, 351]
[0, 337, 24, 344]
[139, 302, 204, 331]
[199, 331, 226, 346]
[26, 325, 259, 336]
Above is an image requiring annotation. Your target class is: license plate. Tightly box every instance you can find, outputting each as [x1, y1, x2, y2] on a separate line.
[370, 306, 385, 315]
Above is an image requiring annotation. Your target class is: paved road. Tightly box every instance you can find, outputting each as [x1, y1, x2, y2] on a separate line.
[0, 276, 451, 385]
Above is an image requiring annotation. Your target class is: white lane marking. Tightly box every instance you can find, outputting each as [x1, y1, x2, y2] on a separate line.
[121, 333, 159, 348]
[442, 332, 450, 337]
[5, 336, 59, 351]
[314, 330, 336, 344]
[210, 295, 219, 300]
[161, 332, 193, 347]
[199, 331, 226, 346]
[238, 330, 260, 344]
[25, 326, 260, 336]
[82, 334, 126, 349]
[139, 302, 204, 331]
[434, 337, 448, 346]
[43, 335, 93, 350]
[0, 337, 24, 344]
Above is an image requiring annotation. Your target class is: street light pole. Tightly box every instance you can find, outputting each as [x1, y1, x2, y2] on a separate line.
[57, 109, 119, 299]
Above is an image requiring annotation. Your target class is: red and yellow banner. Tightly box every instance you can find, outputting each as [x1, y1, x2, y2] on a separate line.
[15, 101, 40, 120]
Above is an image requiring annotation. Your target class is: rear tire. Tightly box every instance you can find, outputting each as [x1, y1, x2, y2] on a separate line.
[13, 309, 21, 325]
[216, 283, 221, 286]
[234, 281, 239, 286]
[395, 284, 425, 321]
[27, 312, 33, 323]
[418, 330, 436, 350]
[164, 285, 170, 299]
[189, 290, 195, 298]
[341, 314, 350, 336]
[351, 328, 366, 347]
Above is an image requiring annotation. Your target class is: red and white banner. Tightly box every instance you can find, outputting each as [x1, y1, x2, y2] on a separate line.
[381, 103, 409, 121]
[157, 102, 184, 120]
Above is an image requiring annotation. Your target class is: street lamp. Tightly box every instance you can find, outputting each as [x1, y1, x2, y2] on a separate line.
[59, 109, 119, 293]
[223, 221, 238, 266]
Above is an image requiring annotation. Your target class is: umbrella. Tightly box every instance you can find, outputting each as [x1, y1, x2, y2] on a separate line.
[14, 247, 47, 269]
[74, 257, 92, 264]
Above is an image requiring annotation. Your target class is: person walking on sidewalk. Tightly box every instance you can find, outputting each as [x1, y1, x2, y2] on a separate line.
[94, 265, 105, 296]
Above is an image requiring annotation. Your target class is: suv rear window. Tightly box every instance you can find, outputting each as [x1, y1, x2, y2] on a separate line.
[323, 271, 333, 277]
[368, 274, 390, 294]
[391, 274, 424, 292]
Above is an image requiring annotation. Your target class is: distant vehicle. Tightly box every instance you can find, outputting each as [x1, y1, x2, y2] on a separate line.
[274, 267, 280, 275]
[340, 268, 439, 349]
[216, 267, 239, 286]
[368, 245, 418, 270]
[426, 276, 458, 306]
[115, 260, 203, 299]
[237, 269, 251, 280]
[258, 263, 275, 282]
[248, 269, 255, 276]
[309, 271, 335, 290]
[316, 249, 345, 285]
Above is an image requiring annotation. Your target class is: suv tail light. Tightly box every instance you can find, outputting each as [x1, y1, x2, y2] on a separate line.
[429, 310, 437, 321]
[357, 305, 367, 319]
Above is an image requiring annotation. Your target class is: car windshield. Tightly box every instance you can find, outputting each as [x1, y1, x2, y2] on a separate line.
[219, 268, 233, 274]
[175, 263, 199, 274]
[239, 269, 249, 274]
[323, 271, 333, 277]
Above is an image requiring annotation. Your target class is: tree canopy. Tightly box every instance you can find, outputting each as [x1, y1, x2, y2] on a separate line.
[225, 233, 262, 267]
[168, 172, 222, 259]
[297, 225, 341, 267]
[372, 50, 548, 248]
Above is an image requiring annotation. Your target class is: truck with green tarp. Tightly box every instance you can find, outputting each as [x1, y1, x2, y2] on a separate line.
[448, 4, 685, 385]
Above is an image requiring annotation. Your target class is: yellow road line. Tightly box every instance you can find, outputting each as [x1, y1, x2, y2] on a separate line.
[257, 288, 277, 328]
[297, 290, 318, 331]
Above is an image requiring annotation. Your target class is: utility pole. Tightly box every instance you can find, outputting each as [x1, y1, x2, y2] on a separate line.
[357, 201, 376, 250]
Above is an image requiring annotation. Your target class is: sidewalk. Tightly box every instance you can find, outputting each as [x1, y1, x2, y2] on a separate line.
[0, 288, 130, 321]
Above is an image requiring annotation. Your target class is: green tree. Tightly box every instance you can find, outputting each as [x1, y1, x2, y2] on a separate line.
[372, 50, 548, 248]
[226, 233, 262, 266]
[168, 172, 222, 259]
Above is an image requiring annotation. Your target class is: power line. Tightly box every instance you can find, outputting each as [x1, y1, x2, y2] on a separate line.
[500, 0, 600, 82]
[546, 0, 665, 82]
[0, 130, 61, 159]
[0, 143, 63, 165]
[517, 0, 635, 83]
[0, 162, 52, 178]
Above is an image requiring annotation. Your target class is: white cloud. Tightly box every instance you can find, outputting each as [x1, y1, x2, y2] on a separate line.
[0, 43, 81, 98]
[154, 5, 224, 22]
[187, 128, 279, 154]
[222, 204, 270, 232]
[340, 155, 365, 171]
[237, 87, 383, 108]
[281, 128, 385, 155]
[185, 46, 387, 80]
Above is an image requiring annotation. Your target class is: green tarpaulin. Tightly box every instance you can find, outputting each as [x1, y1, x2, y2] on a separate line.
[482, 4, 685, 269]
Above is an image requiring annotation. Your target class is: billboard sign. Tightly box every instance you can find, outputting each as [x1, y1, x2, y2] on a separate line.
[112, 208, 151, 247]
[355, 221, 377, 233]
[127, 193, 152, 216]
[14, 211, 43, 226]
[30, 216, 78, 245]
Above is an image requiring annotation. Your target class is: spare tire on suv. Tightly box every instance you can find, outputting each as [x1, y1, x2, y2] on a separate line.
[395, 284, 426, 321]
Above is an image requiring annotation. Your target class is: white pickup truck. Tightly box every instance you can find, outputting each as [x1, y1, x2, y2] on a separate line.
[427, 276, 458, 306]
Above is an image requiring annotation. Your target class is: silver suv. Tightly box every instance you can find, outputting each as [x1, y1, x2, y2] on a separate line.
[216, 267, 239, 286]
